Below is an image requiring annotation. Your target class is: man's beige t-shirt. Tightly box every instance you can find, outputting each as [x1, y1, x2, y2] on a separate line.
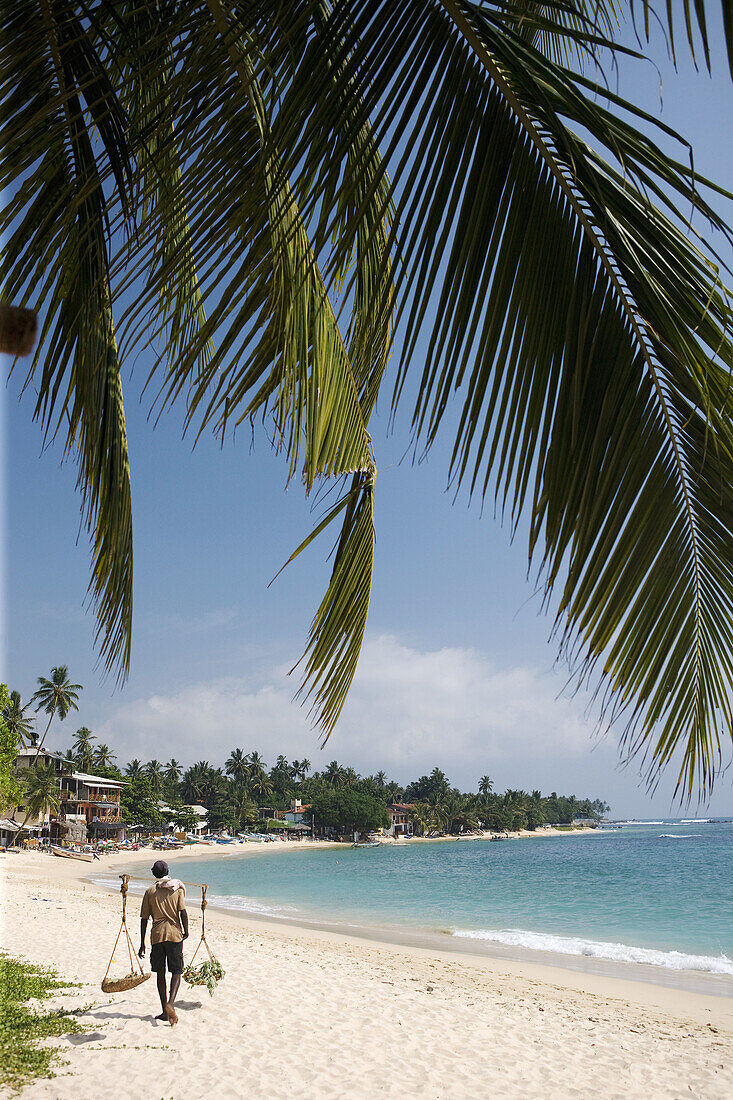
[140, 885, 186, 944]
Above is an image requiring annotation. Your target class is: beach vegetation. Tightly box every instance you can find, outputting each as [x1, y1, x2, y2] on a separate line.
[119, 777, 165, 828]
[5, 3, 733, 797]
[3, 690, 37, 750]
[72, 727, 95, 772]
[0, 685, 25, 814]
[311, 789, 391, 836]
[93, 743, 117, 771]
[21, 764, 61, 826]
[172, 806, 202, 833]
[125, 758, 143, 780]
[10, 668, 81, 843]
[0, 956, 85, 1091]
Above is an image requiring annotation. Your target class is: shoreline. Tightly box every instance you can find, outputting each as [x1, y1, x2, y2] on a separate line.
[87, 841, 733, 1002]
[3, 848, 733, 1098]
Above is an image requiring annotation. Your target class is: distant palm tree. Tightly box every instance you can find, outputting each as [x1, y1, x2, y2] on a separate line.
[229, 782, 258, 828]
[248, 772, 274, 806]
[164, 759, 182, 791]
[225, 749, 248, 783]
[125, 758, 143, 780]
[478, 776, 494, 797]
[21, 763, 60, 832]
[246, 751, 266, 776]
[324, 761, 347, 788]
[73, 727, 96, 771]
[181, 761, 225, 808]
[145, 760, 165, 796]
[14, 667, 81, 843]
[3, 691, 36, 748]
[300, 760, 311, 780]
[30, 666, 82, 757]
[93, 743, 116, 769]
[374, 770, 388, 788]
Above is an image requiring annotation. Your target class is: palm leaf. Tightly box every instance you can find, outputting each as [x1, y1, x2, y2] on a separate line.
[5, 1, 733, 792]
[2, 0, 134, 678]
[629, 0, 733, 79]
[269, 0, 733, 793]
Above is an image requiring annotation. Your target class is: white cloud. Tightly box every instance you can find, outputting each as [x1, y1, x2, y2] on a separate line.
[95, 634, 611, 787]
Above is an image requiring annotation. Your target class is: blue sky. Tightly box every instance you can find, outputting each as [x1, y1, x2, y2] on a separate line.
[4, 13, 733, 817]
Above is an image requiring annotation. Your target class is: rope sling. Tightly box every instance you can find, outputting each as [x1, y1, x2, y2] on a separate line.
[186, 883, 213, 966]
[101, 875, 221, 992]
[101, 874, 151, 993]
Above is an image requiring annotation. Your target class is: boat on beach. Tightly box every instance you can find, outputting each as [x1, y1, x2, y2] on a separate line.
[51, 845, 95, 862]
[353, 835, 382, 848]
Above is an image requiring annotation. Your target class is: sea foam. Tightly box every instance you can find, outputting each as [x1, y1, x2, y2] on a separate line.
[451, 928, 733, 975]
[658, 833, 702, 838]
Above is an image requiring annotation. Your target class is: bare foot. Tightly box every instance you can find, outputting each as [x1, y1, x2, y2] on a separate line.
[165, 1003, 178, 1027]
[155, 1012, 168, 1021]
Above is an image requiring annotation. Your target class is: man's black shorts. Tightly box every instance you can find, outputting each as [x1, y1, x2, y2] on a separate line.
[150, 941, 184, 975]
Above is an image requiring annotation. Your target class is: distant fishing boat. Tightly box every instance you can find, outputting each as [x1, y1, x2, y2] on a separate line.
[353, 836, 382, 848]
[51, 845, 94, 862]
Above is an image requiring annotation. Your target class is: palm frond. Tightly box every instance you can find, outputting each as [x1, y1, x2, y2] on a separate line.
[6, 1, 733, 792]
[2, 0, 134, 678]
[629, 0, 733, 79]
[282, 472, 377, 739]
[268, 0, 733, 794]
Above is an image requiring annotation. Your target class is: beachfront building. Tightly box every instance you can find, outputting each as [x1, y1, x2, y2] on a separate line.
[386, 804, 414, 838]
[185, 804, 209, 835]
[11, 748, 76, 832]
[14, 747, 73, 783]
[11, 747, 126, 842]
[284, 799, 312, 824]
[58, 771, 126, 842]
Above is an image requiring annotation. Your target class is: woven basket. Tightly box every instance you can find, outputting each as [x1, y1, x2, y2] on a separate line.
[101, 972, 151, 993]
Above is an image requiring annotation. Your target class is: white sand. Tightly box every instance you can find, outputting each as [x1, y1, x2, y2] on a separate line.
[2, 846, 732, 1100]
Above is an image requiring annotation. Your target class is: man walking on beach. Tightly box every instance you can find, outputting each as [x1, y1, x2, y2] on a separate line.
[139, 860, 188, 1026]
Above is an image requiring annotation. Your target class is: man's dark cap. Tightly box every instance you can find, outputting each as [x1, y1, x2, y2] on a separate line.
[151, 860, 169, 877]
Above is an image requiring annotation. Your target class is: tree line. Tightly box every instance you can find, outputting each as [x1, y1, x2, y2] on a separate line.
[2, 670, 609, 836]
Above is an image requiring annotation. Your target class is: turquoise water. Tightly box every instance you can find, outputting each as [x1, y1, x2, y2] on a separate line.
[120, 820, 733, 978]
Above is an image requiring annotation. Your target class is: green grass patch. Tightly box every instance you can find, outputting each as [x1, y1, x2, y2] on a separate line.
[0, 956, 86, 1091]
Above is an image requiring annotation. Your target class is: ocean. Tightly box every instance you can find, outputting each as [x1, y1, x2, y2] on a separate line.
[114, 820, 733, 992]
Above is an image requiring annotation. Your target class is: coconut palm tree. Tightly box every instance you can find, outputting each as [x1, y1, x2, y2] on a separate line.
[5, 3, 733, 795]
[248, 772, 274, 807]
[324, 761, 347, 788]
[30, 667, 82, 758]
[478, 776, 494, 798]
[13, 668, 82, 844]
[144, 760, 165, 796]
[125, 758, 143, 780]
[21, 763, 60, 833]
[245, 752, 266, 776]
[229, 782, 258, 829]
[181, 761, 226, 808]
[73, 727, 96, 771]
[3, 691, 36, 748]
[164, 759, 182, 797]
[225, 749, 248, 783]
[93, 743, 117, 770]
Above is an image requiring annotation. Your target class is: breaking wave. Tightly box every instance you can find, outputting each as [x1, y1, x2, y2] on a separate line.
[451, 928, 733, 975]
[658, 833, 702, 839]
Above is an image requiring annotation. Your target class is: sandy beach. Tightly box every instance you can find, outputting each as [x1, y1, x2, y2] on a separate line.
[2, 845, 732, 1100]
